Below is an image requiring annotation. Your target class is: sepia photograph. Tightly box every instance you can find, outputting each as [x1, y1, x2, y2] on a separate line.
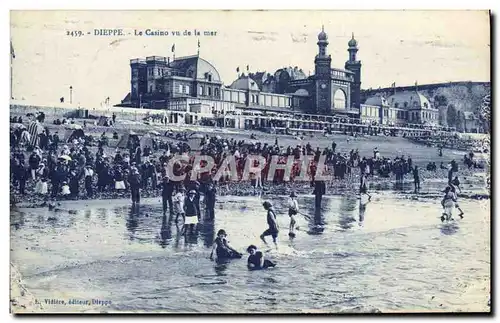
[9, 10, 491, 314]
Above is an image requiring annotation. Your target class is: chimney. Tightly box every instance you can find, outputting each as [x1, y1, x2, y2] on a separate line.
[167, 57, 170, 65]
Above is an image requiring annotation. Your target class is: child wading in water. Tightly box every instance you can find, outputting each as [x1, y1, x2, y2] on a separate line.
[173, 186, 186, 224]
[441, 186, 458, 222]
[359, 173, 372, 201]
[210, 229, 242, 261]
[450, 184, 464, 219]
[246, 245, 276, 270]
[288, 192, 299, 238]
[183, 190, 199, 234]
[260, 201, 279, 249]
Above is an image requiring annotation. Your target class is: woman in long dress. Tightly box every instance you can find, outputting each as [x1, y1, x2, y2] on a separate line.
[441, 186, 457, 222]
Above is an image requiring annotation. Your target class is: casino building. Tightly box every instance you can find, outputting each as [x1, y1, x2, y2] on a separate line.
[121, 28, 359, 116]
[119, 27, 438, 128]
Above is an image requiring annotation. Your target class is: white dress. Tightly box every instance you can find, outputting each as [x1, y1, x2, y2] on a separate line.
[173, 193, 185, 215]
[35, 180, 48, 195]
[115, 181, 126, 190]
[442, 192, 455, 216]
[61, 184, 71, 195]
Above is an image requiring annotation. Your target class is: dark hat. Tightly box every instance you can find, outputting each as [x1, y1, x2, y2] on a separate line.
[290, 192, 297, 197]
[246, 245, 257, 253]
[262, 201, 272, 209]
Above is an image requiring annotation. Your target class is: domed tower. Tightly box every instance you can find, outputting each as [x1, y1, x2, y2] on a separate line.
[314, 26, 332, 114]
[345, 33, 362, 110]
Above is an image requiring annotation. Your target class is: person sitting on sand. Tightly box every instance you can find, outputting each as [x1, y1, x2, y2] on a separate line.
[246, 245, 276, 270]
[210, 229, 242, 261]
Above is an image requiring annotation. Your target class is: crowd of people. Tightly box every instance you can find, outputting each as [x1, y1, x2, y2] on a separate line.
[9, 112, 484, 271]
[11, 114, 479, 208]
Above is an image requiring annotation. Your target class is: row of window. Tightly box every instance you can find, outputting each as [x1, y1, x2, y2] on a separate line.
[362, 108, 437, 121]
[198, 85, 220, 97]
[393, 101, 429, 109]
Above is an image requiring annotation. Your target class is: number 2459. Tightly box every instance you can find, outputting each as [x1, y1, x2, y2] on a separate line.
[67, 31, 84, 37]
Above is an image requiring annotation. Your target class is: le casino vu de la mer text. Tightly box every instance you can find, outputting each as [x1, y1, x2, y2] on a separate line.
[92, 28, 218, 36]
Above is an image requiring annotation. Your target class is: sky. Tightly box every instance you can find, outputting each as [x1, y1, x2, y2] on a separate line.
[10, 10, 491, 108]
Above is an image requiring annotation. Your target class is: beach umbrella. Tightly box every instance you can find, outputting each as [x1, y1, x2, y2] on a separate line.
[59, 155, 72, 161]
[129, 131, 137, 135]
[149, 130, 160, 136]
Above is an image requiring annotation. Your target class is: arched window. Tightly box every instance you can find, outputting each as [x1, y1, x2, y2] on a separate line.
[208, 87, 212, 96]
[214, 88, 219, 97]
[199, 86, 203, 95]
[333, 89, 347, 109]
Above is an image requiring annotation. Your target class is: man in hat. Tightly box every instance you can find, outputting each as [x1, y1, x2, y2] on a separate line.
[160, 175, 175, 216]
[260, 201, 279, 248]
[204, 181, 217, 220]
[288, 192, 299, 237]
[128, 166, 142, 204]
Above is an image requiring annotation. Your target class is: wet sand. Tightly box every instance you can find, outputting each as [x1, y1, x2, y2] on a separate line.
[10, 180, 490, 313]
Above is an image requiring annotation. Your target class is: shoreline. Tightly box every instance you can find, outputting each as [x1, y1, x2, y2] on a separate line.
[10, 262, 44, 313]
[12, 182, 490, 211]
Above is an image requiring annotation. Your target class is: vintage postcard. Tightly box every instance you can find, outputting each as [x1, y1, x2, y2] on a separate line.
[9, 10, 491, 314]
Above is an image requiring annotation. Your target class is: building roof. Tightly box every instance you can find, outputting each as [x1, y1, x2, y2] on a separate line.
[170, 55, 221, 82]
[364, 95, 389, 106]
[293, 89, 310, 97]
[386, 91, 432, 109]
[274, 67, 307, 81]
[230, 74, 261, 91]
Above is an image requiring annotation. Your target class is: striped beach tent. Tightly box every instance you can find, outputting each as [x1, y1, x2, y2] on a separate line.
[27, 120, 44, 148]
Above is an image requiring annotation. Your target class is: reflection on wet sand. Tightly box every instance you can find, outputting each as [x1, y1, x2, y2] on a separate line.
[358, 199, 370, 226]
[440, 221, 460, 235]
[200, 221, 215, 248]
[159, 214, 173, 248]
[307, 204, 325, 235]
[10, 192, 489, 313]
[126, 206, 139, 239]
[338, 195, 358, 230]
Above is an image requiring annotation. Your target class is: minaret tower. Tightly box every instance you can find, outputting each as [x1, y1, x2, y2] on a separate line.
[314, 26, 332, 114]
[345, 33, 362, 110]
